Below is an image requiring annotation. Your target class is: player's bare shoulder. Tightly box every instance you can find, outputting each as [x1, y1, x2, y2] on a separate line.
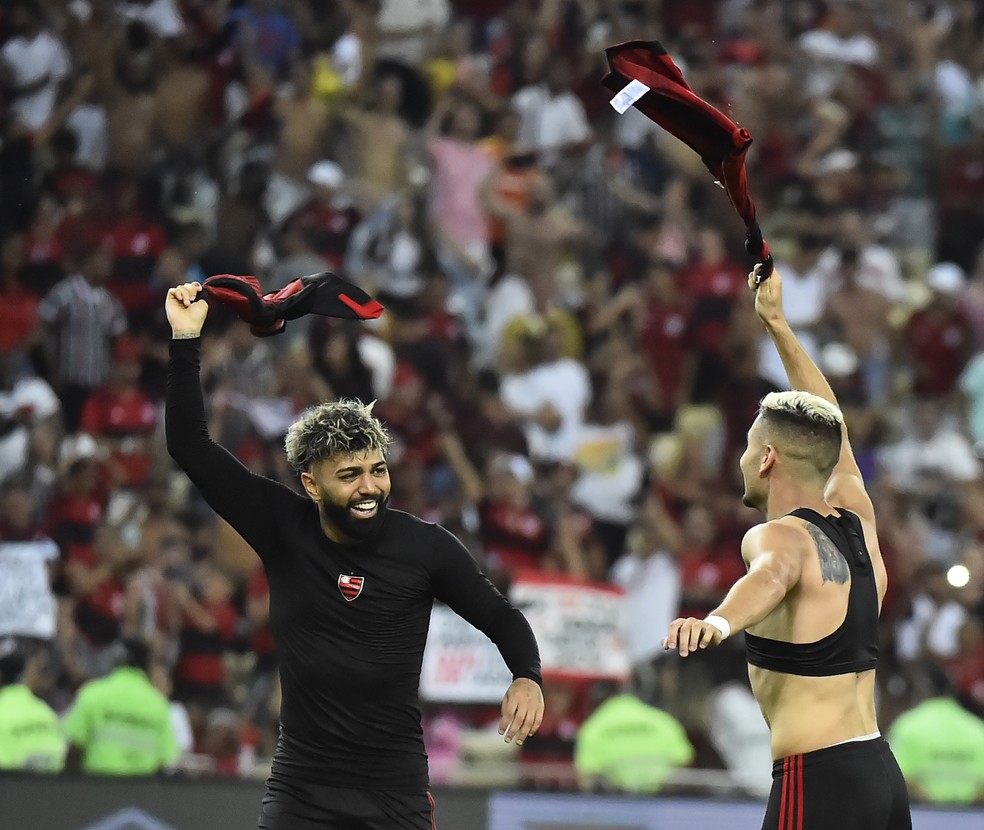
[740, 519, 813, 572]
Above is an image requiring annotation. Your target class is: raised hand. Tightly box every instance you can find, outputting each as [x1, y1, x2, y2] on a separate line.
[749, 263, 785, 328]
[165, 282, 209, 338]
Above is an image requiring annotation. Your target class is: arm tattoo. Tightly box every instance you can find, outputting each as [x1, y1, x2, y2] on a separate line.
[805, 525, 850, 585]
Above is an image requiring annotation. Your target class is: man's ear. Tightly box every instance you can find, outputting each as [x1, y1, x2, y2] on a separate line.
[759, 445, 778, 477]
[300, 471, 319, 502]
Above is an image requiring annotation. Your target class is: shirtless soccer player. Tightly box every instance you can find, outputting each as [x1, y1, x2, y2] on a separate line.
[663, 264, 911, 830]
[164, 282, 544, 830]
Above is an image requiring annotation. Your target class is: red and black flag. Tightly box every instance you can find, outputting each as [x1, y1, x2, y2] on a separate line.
[603, 40, 773, 280]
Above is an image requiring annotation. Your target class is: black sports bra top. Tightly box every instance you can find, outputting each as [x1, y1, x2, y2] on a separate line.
[744, 508, 879, 677]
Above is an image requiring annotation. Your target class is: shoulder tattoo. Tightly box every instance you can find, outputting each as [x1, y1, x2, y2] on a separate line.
[804, 524, 849, 585]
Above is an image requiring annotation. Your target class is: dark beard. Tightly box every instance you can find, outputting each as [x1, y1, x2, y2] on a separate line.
[321, 495, 390, 541]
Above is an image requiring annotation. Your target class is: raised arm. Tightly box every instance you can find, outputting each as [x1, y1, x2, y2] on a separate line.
[750, 265, 873, 520]
[663, 521, 804, 656]
[164, 282, 296, 558]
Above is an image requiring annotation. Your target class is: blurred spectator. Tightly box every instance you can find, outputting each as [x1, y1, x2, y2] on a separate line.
[888, 665, 984, 805]
[822, 246, 892, 405]
[336, 72, 410, 203]
[1, 0, 71, 132]
[37, 238, 127, 431]
[758, 233, 827, 391]
[79, 334, 158, 488]
[229, 0, 300, 87]
[63, 637, 178, 775]
[0, 637, 65, 772]
[685, 226, 748, 403]
[569, 380, 646, 568]
[117, 0, 185, 42]
[0, 236, 40, 357]
[498, 316, 590, 463]
[427, 92, 494, 295]
[170, 563, 237, 727]
[899, 261, 974, 400]
[284, 160, 361, 274]
[815, 210, 906, 303]
[511, 58, 590, 167]
[574, 682, 693, 794]
[0, 350, 60, 483]
[610, 502, 681, 693]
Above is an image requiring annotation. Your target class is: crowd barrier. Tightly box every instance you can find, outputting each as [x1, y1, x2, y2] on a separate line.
[1, 773, 981, 829]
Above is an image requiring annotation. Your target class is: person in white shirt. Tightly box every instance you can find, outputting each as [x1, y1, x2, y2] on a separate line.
[116, 0, 185, 40]
[512, 60, 590, 167]
[499, 317, 591, 463]
[1, 1, 71, 132]
[814, 210, 906, 303]
[758, 234, 827, 389]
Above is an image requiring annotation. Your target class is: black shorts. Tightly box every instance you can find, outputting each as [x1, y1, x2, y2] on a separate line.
[762, 736, 911, 830]
[258, 780, 436, 830]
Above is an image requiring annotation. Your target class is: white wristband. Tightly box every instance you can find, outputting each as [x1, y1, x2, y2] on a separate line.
[704, 615, 731, 640]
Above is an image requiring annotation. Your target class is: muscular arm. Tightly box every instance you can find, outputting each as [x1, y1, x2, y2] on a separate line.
[709, 523, 804, 634]
[664, 522, 803, 656]
[430, 523, 542, 686]
[754, 268, 874, 520]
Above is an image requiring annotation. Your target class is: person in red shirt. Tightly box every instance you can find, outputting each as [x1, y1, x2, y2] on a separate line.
[86, 174, 168, 318]
[684, 227, 747, 402]
[79, 333, 158, 487]
[900, 262, 974, 400]
[638, 259, 696, 423]
[284, 162, 362, 273]
[0, 237, 40, 356]
[674, 502, 746, 621]
[45, 434, 110, 553]
[171, 562, 238, 722]
[243, 565, 277, 753]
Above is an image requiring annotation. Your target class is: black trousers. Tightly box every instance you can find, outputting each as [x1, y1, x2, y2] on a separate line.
[762, 736, 911, 830]
[258, 781, 436, 830]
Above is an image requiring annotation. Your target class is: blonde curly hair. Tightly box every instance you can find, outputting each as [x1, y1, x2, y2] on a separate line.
[284, 399, 391, 472]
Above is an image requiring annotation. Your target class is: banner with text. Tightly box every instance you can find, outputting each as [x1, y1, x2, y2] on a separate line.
[421, 575, 629, 703]
[0, 540, 59, 638]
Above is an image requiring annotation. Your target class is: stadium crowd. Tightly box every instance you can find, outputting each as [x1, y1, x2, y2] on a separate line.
[1, 0, 983, 802]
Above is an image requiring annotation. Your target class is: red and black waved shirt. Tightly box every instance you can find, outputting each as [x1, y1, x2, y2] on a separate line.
[166, 339, 541, 794]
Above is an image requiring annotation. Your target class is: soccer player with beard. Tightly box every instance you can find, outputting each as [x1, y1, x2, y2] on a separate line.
[164, 282, 544, 830]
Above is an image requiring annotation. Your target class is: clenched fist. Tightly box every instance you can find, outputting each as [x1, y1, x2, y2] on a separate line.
[166, 282, 209, 338]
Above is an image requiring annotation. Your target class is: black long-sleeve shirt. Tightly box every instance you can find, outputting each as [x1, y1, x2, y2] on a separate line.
[165, 339, 541, 793]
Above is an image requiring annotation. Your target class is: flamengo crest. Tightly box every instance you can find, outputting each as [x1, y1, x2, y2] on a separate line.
[338, 574, 365, 601]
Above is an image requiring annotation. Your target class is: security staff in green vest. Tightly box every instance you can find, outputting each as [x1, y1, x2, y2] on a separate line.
[0, 637, 66, 772]
[888, 664, 984, 805]
[63, 638, 179, 776]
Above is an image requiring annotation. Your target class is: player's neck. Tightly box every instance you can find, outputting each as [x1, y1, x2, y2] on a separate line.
[764, 478, 830, 521]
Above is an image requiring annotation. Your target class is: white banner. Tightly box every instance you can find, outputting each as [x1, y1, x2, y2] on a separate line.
[420, 575, 629, 703]
[420, 604, 514, 703]
[0, 539, 59, 638]
[509, 575, 629, 681]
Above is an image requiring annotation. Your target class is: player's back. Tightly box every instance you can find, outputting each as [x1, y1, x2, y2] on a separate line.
[744, 507, 888, 759]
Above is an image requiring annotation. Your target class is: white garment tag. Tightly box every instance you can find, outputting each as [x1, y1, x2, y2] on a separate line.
[610, 79, 650, 114]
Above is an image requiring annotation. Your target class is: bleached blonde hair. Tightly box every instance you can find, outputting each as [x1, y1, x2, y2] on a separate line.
[285, 399, 391, 472]
[757, 391, 844, 479]
[760, 391, 844, 429]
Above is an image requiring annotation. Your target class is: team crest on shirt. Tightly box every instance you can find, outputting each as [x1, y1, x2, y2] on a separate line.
[338, 574, 365, 601]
